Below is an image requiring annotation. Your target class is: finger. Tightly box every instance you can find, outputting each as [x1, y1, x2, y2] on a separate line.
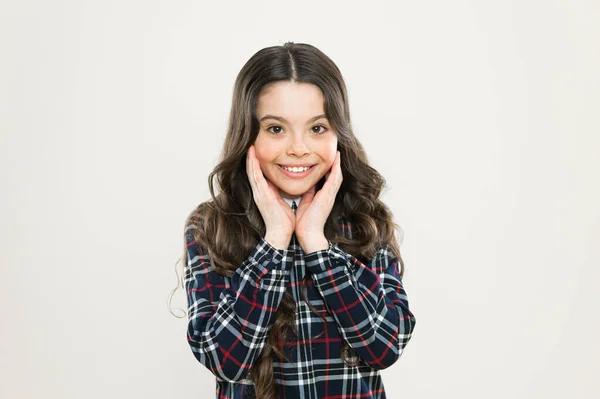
[335, 150, 343, 188]
[323, 152, 342, 203]
[265, 177, 276, 193]
[265, 178, 285, 203]
[247, 146, 262, 199]
[322, 162, 336, 197]
[246, 147, 254, 189]
[300, 185, 316, 206]
[251, 149, 273, 199]
[334, 151, 343, 197]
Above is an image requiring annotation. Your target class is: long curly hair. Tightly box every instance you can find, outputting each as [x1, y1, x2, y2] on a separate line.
[171, 41, 405, 399]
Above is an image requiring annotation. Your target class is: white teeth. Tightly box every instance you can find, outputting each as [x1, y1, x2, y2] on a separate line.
[282, 165, 310, 173]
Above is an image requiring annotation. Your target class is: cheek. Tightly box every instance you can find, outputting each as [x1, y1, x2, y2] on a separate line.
[317, 151, 337, 179]
[253, 147, 270, 167]
[323, 145, 338, 167]
[253, 153, 275, 178]
[327, 152, 336, 166]
[253, 139, 278, 162]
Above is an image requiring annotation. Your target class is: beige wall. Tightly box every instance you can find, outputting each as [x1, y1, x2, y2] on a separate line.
[1, 0, 599, 398]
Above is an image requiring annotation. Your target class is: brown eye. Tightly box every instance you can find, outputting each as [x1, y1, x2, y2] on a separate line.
[311, 125, 327, 134]
[267, 125, 284, 134]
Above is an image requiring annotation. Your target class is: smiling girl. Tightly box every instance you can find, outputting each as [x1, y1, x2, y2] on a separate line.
[180, 42, 416, 399]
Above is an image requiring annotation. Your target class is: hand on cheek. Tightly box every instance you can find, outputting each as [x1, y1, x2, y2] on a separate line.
[295, 151, 342, 254]
[246, 145, 296, 248]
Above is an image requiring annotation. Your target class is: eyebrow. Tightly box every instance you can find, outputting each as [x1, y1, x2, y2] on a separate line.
[259, 114, 327, 124]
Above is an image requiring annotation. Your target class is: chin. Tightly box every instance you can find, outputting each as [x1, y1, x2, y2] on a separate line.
[281, 179, 326, 197]
[279, 186, 307, 197]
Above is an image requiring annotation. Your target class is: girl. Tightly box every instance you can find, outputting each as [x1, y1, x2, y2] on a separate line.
[181, 42, 416, 399]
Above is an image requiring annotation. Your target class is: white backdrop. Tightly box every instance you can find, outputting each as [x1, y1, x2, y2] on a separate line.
[1, 1, 599, 398]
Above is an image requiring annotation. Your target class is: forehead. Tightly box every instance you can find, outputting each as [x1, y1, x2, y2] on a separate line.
[257, 81, 325, 119]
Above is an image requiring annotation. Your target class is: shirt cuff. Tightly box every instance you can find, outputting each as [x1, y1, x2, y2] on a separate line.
[304, 240, 350, 274]
[249, 236, 294, 269]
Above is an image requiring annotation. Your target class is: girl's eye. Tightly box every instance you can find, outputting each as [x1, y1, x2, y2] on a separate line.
[266, 124, 328, 135]
[311, 124, 328, 134]
[266, 125, 284, 134]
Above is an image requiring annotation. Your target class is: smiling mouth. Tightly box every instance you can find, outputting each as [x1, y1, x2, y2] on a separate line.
[277, 164, 315, 171]
[276, 164, 316, 177]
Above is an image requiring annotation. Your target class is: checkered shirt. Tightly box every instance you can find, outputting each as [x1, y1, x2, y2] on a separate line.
[184, 200, 416, 398]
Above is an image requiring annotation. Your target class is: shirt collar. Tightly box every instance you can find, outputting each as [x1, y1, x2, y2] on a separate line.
[282, 195, 302, 208]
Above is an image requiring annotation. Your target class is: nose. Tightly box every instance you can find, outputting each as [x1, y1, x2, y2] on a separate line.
[286, 132, 310, 157]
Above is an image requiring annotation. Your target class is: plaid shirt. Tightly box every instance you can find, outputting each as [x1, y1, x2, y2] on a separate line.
[185, 200, 416, 398]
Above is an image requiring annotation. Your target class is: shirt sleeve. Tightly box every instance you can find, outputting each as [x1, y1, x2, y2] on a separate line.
[184, 223, 294, 382]
[304, 240, 416, 370]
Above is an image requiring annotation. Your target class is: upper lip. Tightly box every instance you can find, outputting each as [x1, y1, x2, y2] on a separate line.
[279, 164, 315, 167]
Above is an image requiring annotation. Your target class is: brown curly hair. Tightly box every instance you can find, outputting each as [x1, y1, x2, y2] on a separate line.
[172, 41, 405, 399]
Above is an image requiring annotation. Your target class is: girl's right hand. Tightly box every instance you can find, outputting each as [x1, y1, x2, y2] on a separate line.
[246, 145, 295, 249]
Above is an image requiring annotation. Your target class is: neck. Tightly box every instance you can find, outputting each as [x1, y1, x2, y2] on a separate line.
[278, 189, 301, 201]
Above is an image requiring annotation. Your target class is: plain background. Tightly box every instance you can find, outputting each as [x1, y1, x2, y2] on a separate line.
[1, 0, 599, 398]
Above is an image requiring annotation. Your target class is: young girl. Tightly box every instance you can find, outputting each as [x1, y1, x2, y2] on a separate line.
[181, 42, 416, 399]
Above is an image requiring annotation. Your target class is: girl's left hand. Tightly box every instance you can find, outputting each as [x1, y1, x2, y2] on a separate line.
[295, 151, 343, 252]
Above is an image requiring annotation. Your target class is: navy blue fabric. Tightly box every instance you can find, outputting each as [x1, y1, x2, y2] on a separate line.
[184, 201, 416, 398]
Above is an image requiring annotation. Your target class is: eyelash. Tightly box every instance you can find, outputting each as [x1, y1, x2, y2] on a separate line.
[266, 124, 328, 135]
